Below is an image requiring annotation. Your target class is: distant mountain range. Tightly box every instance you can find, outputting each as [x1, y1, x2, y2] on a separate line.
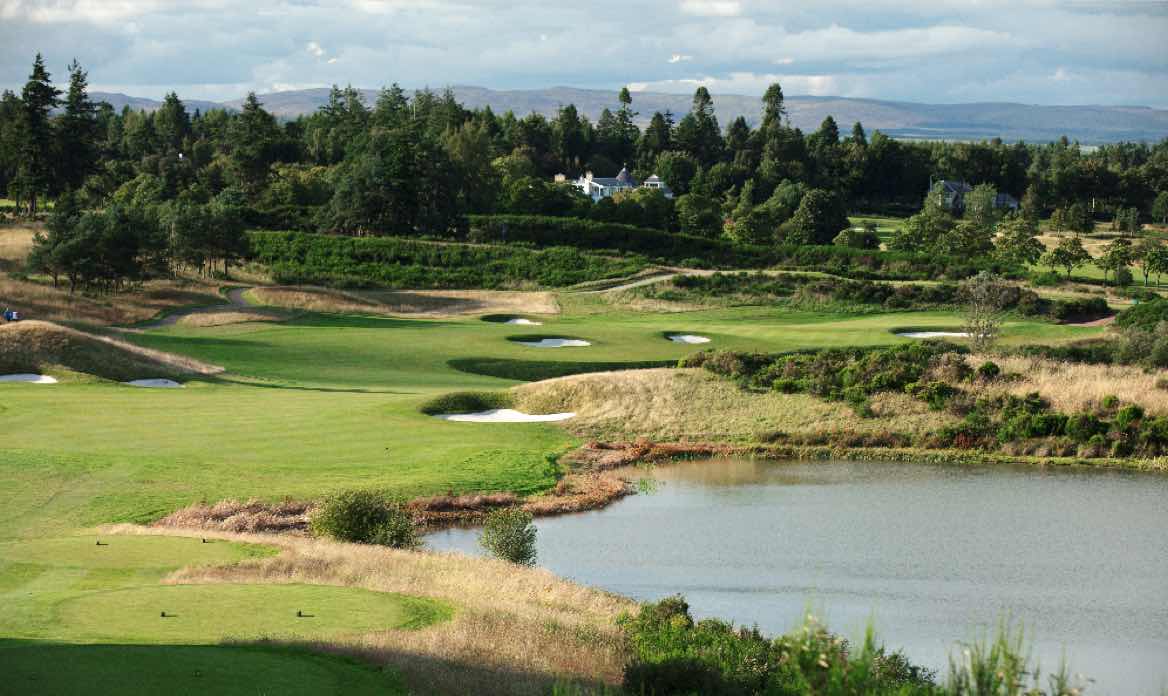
[90, 86, 1168, 145]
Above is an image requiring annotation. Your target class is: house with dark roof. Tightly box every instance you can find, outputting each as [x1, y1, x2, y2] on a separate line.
[569, 167, 673, 201]
[931, 179, 1019, 212]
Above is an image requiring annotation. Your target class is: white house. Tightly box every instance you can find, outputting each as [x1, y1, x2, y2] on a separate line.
[567, 167, 673, 201]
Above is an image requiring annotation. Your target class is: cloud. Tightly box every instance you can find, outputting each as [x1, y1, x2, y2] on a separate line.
[679, 1, 741, 17]
[0, 0, 1164, 108]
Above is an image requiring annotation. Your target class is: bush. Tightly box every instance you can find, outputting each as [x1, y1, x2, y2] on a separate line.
[1066, 413, 1107, 442]
[1030, 270, 1062, 286]
[1116, 298, 1168, 330]
[479, 507, 537, 566]
[976, 361, 1001, 380]
[311, 489, 419, 549]
[621, 597, 938, 696]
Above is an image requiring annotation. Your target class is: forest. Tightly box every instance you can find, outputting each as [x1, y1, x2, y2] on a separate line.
[2, 53, 1168, 292]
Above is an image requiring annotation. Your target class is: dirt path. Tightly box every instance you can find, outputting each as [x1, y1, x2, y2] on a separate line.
[127, 286, 256, 330]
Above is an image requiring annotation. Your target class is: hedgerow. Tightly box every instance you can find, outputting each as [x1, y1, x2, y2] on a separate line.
[246, 231, 646, 288]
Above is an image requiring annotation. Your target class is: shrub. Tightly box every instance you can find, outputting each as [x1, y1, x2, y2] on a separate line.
[1065, 413, 1107, 443]
[621, 597, 938, 696]
[1113, 404, 1145, 431]
[1030, 270, 1062, 286]
[479, 507, 537, 566]
[976, 361, 1001, 380]
[311, 489, 419, 548]
[1116, 298, 1168, 330]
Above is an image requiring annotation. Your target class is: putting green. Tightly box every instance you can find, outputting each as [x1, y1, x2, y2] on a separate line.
[0, 535, 277, 570]
[0, 643, 406, 696]
[56, 583, 452, 643]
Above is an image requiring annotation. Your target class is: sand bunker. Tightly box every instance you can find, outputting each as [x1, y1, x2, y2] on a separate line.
[516, 338, 591, 348]
[505, 318, 543, 326]
[125, 378, 184, 388]
[667, 334, 711, 344]
[896, 331, 969, 338]
[435, 409, 575, 423]
[0, 373, 57, 384]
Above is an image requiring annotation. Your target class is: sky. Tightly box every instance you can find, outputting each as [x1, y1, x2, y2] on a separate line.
[1, 0, 1167, 107]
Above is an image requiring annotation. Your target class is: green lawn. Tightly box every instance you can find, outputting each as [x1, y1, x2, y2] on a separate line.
[0, 642, 408, 695]
[848, 214, 907, 244]
[0, 292, 1104, 691]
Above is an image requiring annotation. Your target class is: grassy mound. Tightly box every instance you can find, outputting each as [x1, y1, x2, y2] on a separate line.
[448, 357, 673, 381]
[0, 320, 222, 381]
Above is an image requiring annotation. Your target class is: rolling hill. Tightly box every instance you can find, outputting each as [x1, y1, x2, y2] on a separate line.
[91, 86, 1168, 144]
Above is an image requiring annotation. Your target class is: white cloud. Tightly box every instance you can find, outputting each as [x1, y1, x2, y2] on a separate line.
[1, 0, 1164, 108]
[679, 0, 741, 17]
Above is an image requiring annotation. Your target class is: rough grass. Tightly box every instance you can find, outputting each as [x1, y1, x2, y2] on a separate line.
[250, 286, 560, 318]
[112, 525, 634, 695]
[513, 368, 957, 442]
[0, 223, 35, 271]
[176, 309, 286, 327]
[0, 320, 223, 381]
[981, 353, 1168, 415]
[0, 275, 225, 325]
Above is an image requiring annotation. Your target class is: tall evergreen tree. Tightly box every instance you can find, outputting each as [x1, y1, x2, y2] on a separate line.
[15, 53, 61, 215]
[153, 92, 191, 155]
[56, 60, 99, 192]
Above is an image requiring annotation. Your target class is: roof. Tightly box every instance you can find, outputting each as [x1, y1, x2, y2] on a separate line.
[615, 167, 638, 187]
[937, 180, 973, 194]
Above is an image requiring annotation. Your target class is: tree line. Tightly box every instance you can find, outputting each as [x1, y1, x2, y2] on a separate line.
[1, 53, 1166, 291]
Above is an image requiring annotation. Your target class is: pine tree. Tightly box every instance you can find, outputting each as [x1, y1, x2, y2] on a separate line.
[56, 59, 99, 192]
[16, 53, 61, 215]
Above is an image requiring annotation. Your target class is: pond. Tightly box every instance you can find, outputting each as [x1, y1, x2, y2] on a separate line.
[426, 459, 1168, 694]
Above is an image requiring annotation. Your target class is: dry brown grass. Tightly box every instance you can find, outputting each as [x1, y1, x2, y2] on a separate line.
[979, 354, 1168, 415]
[514, 368, 957, 442]
[175, 309, 286, 327]
[0, 275, 225, 325]
[102, 524, 633, 694]
[249, 286, 560, 318]
[0, 223, 36, 271]
[0, 319, 223, 380]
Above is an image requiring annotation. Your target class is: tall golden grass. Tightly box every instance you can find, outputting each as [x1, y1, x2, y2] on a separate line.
[250, 286, 560, 318]
[979, 353, 1168, 415]
[514, 368, 956, 442]
[0, 320, 223, 379]
[0, 275, 225, 325]
[103, 525, 633, 694]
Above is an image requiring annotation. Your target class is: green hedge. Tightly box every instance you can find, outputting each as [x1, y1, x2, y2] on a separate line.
[467, 214, 1016, 280]
[246, 231, 646, 288]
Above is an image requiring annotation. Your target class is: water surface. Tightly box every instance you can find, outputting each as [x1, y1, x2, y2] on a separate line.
[427, 459, 1168, 694]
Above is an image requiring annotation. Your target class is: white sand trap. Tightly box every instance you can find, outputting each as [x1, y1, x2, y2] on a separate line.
[667, 334, 711, 344]
[436, 409, 575, 423]
[125, 379, 184, 388]
[896, 331, 969, 339]
[505, 318, 543, 326]
[516, 338, 591, 348]
[0, 373, 57, 384]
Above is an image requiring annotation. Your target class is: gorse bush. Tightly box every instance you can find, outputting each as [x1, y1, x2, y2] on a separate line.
[478, 507, 537, 566]
[621, 596, 938, 695]
[310, 489, 420, 549]
[622, 597, 1087, 696]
